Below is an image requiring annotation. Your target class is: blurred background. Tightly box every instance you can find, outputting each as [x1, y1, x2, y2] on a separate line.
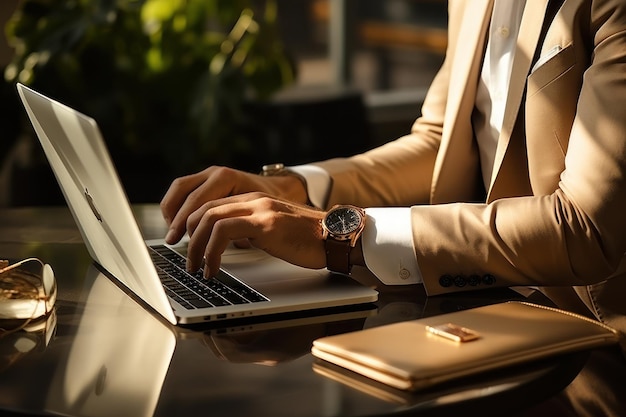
[0, 0, 446, 206]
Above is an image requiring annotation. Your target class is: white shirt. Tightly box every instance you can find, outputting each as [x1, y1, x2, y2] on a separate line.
[474, 0, 526, 188]
[292, 0, 526, 285]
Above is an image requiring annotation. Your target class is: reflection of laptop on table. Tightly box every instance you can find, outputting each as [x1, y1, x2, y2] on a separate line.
[46, 264, 374, 417]
[17, 83, 378, 325]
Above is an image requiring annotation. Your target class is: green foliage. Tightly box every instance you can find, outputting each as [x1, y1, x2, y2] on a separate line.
[4, 0, 295, 175]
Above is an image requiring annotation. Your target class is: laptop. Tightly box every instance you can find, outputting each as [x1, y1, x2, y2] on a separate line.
[16, 82, 378, 325]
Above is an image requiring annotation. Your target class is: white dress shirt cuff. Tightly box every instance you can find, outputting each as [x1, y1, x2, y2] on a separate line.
[362, 207, 422, 285]
[288, 165, 331, 209]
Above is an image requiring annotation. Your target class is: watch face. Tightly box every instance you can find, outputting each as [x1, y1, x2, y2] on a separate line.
[324, 207, 363, 236]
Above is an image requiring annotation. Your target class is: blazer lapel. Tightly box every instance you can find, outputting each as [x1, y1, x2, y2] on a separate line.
[443, 0, 493, 133]
[431, 0, 492, 203]
[488, 0, 550, 197]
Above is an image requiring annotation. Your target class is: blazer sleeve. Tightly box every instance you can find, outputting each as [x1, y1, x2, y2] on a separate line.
[311, 46, 453, 209]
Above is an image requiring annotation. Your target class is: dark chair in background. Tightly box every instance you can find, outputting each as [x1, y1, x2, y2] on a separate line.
[240, 86, 371, 169]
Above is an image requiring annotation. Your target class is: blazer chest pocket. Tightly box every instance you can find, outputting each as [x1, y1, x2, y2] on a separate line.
[528, 43, 576, 97]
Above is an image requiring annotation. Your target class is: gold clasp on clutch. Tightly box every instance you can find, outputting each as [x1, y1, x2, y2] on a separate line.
[426, 323, 480, 343]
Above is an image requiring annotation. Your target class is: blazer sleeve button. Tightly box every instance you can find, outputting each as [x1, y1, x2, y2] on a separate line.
[439, 274, 453, 287]
[482, 274, 496, 285]
[453, 275, 467, 287]
[468, 275, 480, 286]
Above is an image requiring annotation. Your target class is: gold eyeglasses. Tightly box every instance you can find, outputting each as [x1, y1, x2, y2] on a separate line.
[0, 258, 57, 335]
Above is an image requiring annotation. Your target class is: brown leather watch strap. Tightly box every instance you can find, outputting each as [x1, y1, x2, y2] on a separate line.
[325, 238, 352, 275]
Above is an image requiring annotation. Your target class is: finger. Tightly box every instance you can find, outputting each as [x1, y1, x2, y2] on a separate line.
[160, 170, 209, 225]
[185, 201, 253, 272]
[185, 193, 266, 239]
[164, 168, 238, 244]
[233, 239, 252, 249]
[203, 216, 262, 278]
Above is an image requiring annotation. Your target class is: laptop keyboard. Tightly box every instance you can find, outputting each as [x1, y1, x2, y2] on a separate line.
[149, 245, 269, 310]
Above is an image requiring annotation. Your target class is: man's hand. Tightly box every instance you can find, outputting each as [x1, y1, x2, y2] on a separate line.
[160, 166, 309, 245]
[182, 192, 326, 278]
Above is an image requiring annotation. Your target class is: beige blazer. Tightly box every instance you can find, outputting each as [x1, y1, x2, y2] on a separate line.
[314, 0, 626, 342]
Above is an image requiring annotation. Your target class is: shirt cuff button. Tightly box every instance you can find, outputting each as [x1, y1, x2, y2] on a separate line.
[399, 268, 411, 280]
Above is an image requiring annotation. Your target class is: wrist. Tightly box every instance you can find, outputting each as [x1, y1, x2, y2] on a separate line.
[260, 163, 310, 205]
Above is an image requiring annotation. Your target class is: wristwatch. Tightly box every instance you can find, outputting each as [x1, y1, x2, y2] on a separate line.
[321, 205, 366, 274]
[260, 163, 287, 176]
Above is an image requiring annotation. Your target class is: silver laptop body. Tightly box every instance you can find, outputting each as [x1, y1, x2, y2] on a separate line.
[17, 83, 378, 325]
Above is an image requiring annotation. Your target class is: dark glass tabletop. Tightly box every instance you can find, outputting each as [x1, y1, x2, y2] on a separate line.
[1, 205, 624, 417]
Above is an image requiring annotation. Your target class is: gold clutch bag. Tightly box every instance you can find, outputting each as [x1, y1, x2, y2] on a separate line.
[311, 301, 619, 391]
